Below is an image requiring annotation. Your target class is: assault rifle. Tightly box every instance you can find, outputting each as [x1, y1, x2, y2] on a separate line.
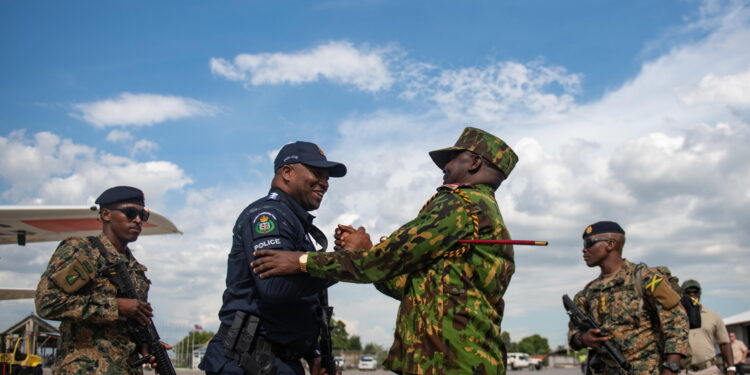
[105, 261, 177, 375]
[318, 290, 338, 375]
[562, 294, 631, 375]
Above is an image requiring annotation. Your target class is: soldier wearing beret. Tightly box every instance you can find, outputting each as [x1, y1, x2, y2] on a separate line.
[199, 141, 346, 375]
[251, 127, 518, 375]
[567, 221, 690, 375]
[35, 186, 167, 374]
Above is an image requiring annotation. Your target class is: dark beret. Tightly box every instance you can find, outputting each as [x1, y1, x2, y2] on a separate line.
[582, 221, 625, 238]
[95, 186, 145, 207]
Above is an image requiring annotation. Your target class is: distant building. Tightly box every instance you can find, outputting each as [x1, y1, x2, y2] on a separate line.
[547, 348, 578, 368]
[1, 314, 60, 366]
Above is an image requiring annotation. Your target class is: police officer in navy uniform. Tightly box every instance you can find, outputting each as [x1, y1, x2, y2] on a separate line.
[200, 141, 346, 375]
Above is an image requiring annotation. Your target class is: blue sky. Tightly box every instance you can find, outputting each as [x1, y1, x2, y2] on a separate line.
[2, 0, 749, 351]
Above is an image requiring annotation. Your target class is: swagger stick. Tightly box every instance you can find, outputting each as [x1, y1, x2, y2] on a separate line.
[458, 239, 548, 246]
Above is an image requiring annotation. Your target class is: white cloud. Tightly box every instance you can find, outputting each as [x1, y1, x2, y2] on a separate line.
[130, 139, 159, 158]
[210, 41, 396, 92]
[679, 70, 750, 107]
[72, 93, 218, 127]
[402, 61, 582, 123]
[0, 130, 191, 206]
[105, 129, 133, 142]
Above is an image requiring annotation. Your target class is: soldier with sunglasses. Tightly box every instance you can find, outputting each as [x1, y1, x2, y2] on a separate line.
[35, 186, 169, 374]
[568, 221, 690, 375]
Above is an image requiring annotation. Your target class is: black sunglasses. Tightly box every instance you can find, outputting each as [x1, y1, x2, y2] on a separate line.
[583, 238, 612, 249]
[109, 207, 150, 222]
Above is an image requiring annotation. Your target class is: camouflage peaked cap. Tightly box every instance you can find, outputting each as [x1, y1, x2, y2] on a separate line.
[429, 126, 519, 177]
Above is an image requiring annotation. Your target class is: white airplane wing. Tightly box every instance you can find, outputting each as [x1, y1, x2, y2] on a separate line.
[0, 205, 181, 300]
[0, 205, 181, 245]
[0, 289, 36, 300]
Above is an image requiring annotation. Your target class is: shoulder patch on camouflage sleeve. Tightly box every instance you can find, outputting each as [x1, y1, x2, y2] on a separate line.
[51, 253, 97, 294]
[646, 273, 681, 309]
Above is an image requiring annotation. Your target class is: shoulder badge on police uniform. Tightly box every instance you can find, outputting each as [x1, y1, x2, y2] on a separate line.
[253, 212, 279, 237]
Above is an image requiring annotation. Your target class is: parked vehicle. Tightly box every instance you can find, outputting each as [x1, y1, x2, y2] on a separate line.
[357, 355, 377, 371]
[334, 356, 345, 369]
[507, 352, 531, 370]
[1, 334, 43, 375]
[528, 356, 544, 370]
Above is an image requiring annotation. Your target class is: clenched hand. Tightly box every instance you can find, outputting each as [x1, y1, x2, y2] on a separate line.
[117, 298, 153, 326]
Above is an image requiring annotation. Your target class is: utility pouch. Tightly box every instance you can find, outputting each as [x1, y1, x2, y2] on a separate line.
[223, 312, 276, 375]
[238, 335, 275, 375]
[235, 315, 259, 355]
[224, 311, 248, 356]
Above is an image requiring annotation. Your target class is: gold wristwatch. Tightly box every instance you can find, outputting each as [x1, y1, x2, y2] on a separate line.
[299, 253, 308, 273]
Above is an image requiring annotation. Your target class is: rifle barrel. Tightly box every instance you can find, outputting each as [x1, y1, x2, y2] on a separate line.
[458, 239, 548, 246]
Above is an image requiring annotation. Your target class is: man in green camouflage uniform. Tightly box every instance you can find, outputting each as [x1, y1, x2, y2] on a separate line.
[251, 127, 519, 375]
[36, 186, 160, 375]
[568, 221, 689, 375]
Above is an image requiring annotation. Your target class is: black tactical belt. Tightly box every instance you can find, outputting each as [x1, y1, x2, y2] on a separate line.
[218, 323, 307, 362]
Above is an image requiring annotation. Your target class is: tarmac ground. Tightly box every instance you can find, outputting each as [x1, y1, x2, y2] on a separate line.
[113, 363, 750, 375]
[44, 363, 583, 375]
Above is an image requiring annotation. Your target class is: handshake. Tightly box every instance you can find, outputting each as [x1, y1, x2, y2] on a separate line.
[333, 224, 374, 251]
[251, 223, 376, 279]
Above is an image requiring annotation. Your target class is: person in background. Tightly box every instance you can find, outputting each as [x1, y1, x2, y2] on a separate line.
[682, 279, 735, 375]
[567, 221, 689, 375]
[729, 333, 747, 375]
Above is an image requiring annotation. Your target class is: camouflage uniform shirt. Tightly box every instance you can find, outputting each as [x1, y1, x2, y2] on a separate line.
[36, 233, 150, 375]
[568, 260, 689, 375]
[308, 183, 515, 375]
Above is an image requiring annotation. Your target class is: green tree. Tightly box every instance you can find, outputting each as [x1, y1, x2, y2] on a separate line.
[516, 334, 550, 355]
[331, 319, 350, 350]
[363, 342, 387, 363]
[363, 342, 384, 354]
[347, 335, 362, 350]
[174, 330, 214, 367]
[175, 330, 214, 349]
[501, 331, 518, 352]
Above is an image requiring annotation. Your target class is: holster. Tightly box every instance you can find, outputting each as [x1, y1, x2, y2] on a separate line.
[222, 311, 276, 375]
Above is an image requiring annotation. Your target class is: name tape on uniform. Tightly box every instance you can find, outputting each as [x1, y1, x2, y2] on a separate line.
[254, 238, 281, 251]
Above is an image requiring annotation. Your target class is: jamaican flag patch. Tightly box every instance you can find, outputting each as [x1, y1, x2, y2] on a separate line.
[52, 254, 96, 293]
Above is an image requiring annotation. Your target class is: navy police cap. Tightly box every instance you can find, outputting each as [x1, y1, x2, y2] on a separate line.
[582, 221, 625, 238]
[95, 186, 145, 207]
[274, 141, 347, 178]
